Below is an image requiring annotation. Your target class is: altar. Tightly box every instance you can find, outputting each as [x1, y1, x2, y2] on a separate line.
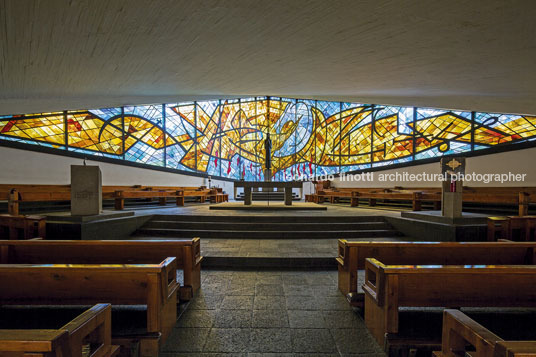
[234, 181, 303, 206]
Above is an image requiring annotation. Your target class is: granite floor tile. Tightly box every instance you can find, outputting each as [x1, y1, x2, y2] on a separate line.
[221, 295, 254, 310]
[288, 310, 325, 328]
[201, 283, 230, 295]
[160, 353, 247, 357]
[252, 309, 289, 328]
[203, 328, 251, 353]
[213, 309, 252, 328]
[323, 310, 364, 328]
[177, 309, 216, 328]
[189, 294, 224, 310]
[248, 328, 292, 352]
[285, 296, 320, 310]
[255, 284, 284, 296]
[283, 284, 314, 297]
[161, 328, 210, 352]
[331, 328, 384, 354]
[290, 328, 337, 353]
[253, 295, 286, 310]
[317, 296, 354, 311]
[227, 283, 256, 296]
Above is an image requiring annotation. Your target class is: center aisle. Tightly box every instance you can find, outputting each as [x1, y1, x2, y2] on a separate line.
[161, 269, 386, 356]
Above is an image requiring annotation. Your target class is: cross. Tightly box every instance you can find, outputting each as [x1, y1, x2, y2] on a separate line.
[446, 159, 461, 170]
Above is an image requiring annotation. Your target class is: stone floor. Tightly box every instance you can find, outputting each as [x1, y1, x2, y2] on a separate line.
[200, 238, 401, 258]
[161, 270, 385, 356]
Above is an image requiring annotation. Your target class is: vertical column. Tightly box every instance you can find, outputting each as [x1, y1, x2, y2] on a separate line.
[244, 186, 252, 205]
[440, 157, 465, 218]
[284, 186, 292, 206]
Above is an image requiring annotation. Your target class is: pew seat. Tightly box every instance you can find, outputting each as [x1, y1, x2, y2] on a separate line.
[0, 303, 120, 357]
[0, 238, 202, 301]
[0, 259, 179, 357]
[362, 258, 536, 346]
[336, 240, 536, 307]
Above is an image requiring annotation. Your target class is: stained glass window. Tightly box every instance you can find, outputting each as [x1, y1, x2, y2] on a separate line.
[1, 98, 535, 180]
[0, 112, 65, 148]
[123, 105, 165, 167]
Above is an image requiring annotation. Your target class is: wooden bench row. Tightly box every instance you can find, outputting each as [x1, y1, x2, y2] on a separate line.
[487, 216, 536, 241]
[337, 240, 536, 307]
[434, 309, 536, 357]
[0, 303, 120, 357]
[1, 184, 229, 214]
[0, 214, 46, 239]
[336, 240, 536, 350]
[313, 185, 534, 215]
[363, 258, 536, 347]
[0, 238, 203, 356]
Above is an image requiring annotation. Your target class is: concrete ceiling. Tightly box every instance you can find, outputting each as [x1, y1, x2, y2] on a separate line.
[1, 0, 536, 115]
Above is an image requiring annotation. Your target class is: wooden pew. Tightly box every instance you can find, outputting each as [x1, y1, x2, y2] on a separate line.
[0, 304, 120, 357]
[1, 184, 210, 214]
[0, 238, 202, 300]
[0, 258, 179, 357]
[337, 240, 536, 307]
[350, 189, 441, 210]
[0, 214, 46, 240]
[362, 258, 536, 346]
[317, 184, 534, 213]
[487, 216, 536, 242]
[5, 189, 71, 216]
[111, 190, 185, 210]
[434, 309, 536, 357]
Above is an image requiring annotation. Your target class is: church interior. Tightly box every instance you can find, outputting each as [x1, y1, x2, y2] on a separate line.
[1, 1, 536, 356]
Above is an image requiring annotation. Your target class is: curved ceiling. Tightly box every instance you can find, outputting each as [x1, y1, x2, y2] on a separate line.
[1, 0, 536, 115]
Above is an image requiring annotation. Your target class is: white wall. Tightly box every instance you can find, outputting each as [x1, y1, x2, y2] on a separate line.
[1, 144, 535, 193]
[0, 146, 234, 194]
[333, 146, 536, 188]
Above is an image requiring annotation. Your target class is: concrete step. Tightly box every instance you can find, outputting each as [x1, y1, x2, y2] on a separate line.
[134, 228, 400, 239]
[143, 220, 390, 231]
[149, 214, 386, 223]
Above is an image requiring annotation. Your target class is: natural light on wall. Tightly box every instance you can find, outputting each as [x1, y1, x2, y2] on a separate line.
[1, 97, 535, 181]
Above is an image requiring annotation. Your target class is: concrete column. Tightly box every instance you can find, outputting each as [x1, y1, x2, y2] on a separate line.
[244, 187, 252, 205]
[441, 180, 463, 218]
[71, 165, 102, 216]
[284, 187, 293, 205]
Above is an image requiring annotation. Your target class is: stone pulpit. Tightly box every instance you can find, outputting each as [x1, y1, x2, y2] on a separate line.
[71, 165, 102, 216]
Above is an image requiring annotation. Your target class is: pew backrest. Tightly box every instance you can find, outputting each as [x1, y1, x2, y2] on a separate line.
[364, 258, 536, 308]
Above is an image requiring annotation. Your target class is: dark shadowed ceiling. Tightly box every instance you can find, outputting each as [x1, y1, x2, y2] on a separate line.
[1, 0, 536, 115]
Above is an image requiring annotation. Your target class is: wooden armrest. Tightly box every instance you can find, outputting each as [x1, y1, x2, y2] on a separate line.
[0, 329, 70, 353]
[62, 303, 112, 357]
[336, 240, 348, 267]
[362, 258, 385, 305]
[441, 309, 502, 356]
[160, 257, 180, 301]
